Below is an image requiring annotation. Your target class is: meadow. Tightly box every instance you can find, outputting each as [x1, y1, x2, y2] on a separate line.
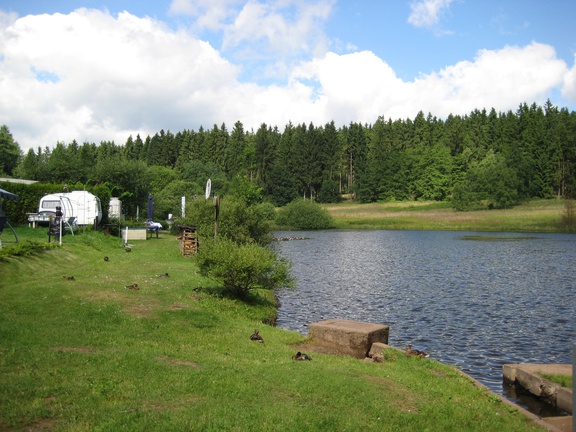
[0, 214, 554, 431]
[324, 199, 572, 232]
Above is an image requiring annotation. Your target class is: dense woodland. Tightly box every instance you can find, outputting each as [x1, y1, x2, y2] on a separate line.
[1, 100, 576, 221]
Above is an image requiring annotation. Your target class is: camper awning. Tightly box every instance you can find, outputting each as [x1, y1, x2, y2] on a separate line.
[0, 188, 19, 201]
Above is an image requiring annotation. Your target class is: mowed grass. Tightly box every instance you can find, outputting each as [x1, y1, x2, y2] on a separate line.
[0, 227, 545, 431]
[324, 199, 570, 232]
[538, 373, 573, 389]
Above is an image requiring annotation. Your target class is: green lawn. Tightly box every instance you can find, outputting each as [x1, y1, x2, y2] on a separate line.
[0, 227, 545, 431]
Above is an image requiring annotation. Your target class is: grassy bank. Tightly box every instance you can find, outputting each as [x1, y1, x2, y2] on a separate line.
[0, 228, 545, 431]
[538, 373, 573, 389]
[324, 199, 573, 232]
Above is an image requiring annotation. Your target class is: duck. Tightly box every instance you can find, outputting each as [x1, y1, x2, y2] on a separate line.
[156, 273, 170, 278]
[250, 329, 264, 343]
[62, 276, 75, 281]
[292, 351, 312, 361]
[405, 345, 429, 358]
[125, 283, 139, 290]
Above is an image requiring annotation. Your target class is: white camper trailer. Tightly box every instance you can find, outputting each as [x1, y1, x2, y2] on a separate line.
[108, 197, 122, 220]
[29, 191, 102, 227]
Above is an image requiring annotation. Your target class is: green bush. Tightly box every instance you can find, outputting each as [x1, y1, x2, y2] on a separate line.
[195, 237, 294, 299]
[179, 195, 273, 245]
[0, 240, 58, 261]
[0, 181, 62, 224]
[275, 198, 334, 229]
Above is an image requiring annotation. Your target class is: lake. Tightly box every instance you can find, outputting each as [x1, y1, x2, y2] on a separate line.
[273, 230, 576, 405]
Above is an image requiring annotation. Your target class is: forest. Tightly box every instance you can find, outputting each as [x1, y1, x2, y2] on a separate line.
[1, 99, 576, 222]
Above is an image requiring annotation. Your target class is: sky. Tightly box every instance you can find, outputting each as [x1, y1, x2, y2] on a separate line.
[1, 0, 575, 153]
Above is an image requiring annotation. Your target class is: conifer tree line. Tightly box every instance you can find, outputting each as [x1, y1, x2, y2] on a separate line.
[2, 100, 576, 219]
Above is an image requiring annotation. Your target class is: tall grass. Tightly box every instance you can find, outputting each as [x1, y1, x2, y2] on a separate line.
[0, 227, 545, 431]
[324, 199, 571, 232]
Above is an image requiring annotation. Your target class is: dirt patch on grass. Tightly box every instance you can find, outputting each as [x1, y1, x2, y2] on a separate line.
[156, 355, 200, 368]
[22, 418, 58, 432]
[128, 304, 158, 318]
[50, 346, 98, 354]
[363, 374, 419, 413]
[169, 302, 189, 310]
[430, 367, 448, 377]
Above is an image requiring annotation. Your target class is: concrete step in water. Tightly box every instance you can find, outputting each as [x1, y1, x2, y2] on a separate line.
[503, 363, 572, 432]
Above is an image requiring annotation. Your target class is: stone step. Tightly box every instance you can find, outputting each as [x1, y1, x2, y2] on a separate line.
[308, 319, 389, 358]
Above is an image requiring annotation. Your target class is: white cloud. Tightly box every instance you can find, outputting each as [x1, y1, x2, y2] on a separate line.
[0, 9, 240, 150]
[169, 0, 242, 32]
[0, 9, 573, 153]
[222, 0, 332, 56]
[169, 0, 333, 81]
[169, 0, 333, 58]
[562, 55, 576, 102]
[408, 0, 453, 28]
[291, 51, 404, 124]
[423, 43, 567, 116]
[289, 42, 568, 123]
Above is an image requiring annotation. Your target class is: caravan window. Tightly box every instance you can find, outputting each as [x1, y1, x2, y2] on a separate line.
[41, 200, 60, 210]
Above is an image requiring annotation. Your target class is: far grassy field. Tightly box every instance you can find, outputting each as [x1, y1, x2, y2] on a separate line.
[0, 227, 546, 431]
[323, 199, 574, 232]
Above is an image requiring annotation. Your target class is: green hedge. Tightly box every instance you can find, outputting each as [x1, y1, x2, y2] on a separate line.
[0, 182, 64, 224]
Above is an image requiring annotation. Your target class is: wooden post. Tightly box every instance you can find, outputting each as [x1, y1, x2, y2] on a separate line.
[213, 195, 220, 239]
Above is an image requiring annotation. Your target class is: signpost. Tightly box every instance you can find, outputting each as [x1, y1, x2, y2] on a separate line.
[206, 179, 219, 238]
[214, 195, 220, 239]
[205, 179, 211, 200]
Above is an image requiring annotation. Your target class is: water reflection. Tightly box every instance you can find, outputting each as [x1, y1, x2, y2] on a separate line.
[274, 230, 576, 402]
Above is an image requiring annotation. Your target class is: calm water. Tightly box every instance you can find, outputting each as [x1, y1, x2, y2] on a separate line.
[273, 230, 576, 401]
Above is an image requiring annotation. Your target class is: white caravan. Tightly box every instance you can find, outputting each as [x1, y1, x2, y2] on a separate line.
[31, 191, 103, 227]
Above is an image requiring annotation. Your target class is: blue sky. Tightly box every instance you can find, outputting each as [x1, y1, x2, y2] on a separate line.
[1, 0, 575, 151]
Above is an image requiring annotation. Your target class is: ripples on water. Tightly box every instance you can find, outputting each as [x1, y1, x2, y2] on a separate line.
[274, 230, 576, 398]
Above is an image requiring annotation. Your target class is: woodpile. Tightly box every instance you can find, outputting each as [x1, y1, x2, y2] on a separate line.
[179, 226, 198, 257]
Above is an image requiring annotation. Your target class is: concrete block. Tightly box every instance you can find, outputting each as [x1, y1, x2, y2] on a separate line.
[516, 368, 546, 396]
[502, 364, 518, 382]
[541, 415, 572, 432]
[503, 363, 573, 415]
[125, 228, 147, 240]
[556, 387, 572, 414]
[308, 319, 389, 358]
[369, 342, 389, 357]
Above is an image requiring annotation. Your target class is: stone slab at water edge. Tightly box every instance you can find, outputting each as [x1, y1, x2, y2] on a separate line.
[308, 319, 389, 358]
[502, 363, 572, 415]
